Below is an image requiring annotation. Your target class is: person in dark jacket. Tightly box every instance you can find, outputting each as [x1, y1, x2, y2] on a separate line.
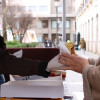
[0, 35, 50, 83]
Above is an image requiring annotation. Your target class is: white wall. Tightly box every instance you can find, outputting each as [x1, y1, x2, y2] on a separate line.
[76, 0, 100, 53]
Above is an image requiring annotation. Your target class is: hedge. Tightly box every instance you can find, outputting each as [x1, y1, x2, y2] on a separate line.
[6, 40, 39, 48]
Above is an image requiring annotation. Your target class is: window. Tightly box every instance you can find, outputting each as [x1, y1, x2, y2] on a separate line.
[39, 6, 48, 12]
[59, 21, 62, 28]
[96, 15, 98, 41]
[17, 6, 26, 12]
[51, 21, 57, 28]
[42, 20, 48, 28]
[66, 34, 70, 41]
[37, 36, 42, 42]
[7, 6, 17, 12]
[88, 20, 90, 41]
[57, 6, 62, 13]
[37, 21, 42, 29]
[91, 18, 93, 41]
[66, 20, 70, 28]
[37, 20, 48, 28]
[84, 0, 88, 4]
[28, 6, 37, 12]
[52, 20, 70, 29]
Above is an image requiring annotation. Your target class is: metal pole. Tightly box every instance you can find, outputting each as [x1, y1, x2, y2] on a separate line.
[62, 0, 66, 42]
[56, 6, 59, 46]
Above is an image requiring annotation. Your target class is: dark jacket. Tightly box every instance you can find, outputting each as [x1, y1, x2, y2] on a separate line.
[0, 35, 50, 78]
[0, 48, 50, 77]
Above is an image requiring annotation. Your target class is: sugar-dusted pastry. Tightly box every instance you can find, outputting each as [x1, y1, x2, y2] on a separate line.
[65, 41, 75, 54]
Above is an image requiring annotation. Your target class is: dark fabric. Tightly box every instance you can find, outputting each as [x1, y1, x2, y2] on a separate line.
[0, 49, 49, 77]
[4, 74, 10, 82]
[0, 35, 6, 50]
[39, 61, 50, 78]
[0, 35, 51, 81]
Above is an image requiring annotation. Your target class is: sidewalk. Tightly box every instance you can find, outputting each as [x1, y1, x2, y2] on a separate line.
[76, 50, 99, 59]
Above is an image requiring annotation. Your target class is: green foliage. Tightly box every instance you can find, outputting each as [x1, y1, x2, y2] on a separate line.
[6, 40, 39, 48]
[6, 40, 20, 45]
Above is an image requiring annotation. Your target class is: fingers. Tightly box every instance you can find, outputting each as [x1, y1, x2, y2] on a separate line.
[60, 66, 73, 70]
[60, 52, 77, 60]
[72, 54, 78, 56]
[59, 53, 72, 63]
[58, 57, 74, 67]
[61, 52, 73, 59]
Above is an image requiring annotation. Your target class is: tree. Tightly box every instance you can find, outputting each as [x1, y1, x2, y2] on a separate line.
[6, 6, 33, 42]
[6, 4, 17, 39]
[5, 1, 37, 43]
[17, 13, 33, 42]
[2, 0, 7, 41]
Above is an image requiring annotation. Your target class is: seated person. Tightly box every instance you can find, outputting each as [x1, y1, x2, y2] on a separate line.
[0, 35, 64, 82]
[0, 35, 50, 80]
[58, 52, 100, 100]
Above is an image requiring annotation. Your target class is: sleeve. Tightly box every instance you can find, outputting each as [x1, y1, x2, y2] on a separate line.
[82, 65, 94, 100]
[0, 49, 50, 77]
[82, 57, 100, 100]
[88, 58, 96, 65]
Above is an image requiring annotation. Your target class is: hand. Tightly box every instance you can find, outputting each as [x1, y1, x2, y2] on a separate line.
[46, 54, 65, 72]
[58, 52, 89, 73]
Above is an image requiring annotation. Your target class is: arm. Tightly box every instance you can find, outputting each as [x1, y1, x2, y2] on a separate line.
[82, 58, 100, 100]
[0, 49, 50, 77]
[84, 57, 100, 91]
[59, 52, 100, 99]
[88, 58, 97, 65]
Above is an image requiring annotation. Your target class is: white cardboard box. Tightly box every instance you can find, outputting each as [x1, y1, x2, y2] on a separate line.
[0, 76, 64, 98]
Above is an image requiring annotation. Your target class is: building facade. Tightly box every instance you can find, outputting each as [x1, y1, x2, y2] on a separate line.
[5, 0, 76, 43]
[75, 0, 100, 54]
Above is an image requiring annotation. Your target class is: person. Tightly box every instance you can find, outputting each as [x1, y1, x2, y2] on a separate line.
[0, 35, 50, 84]
[79, 38, 86, 54]
[58, 52, 100, 100]
[43, 37, 52, 47]
[53, 38, 57, 47]
[0, 35, 6, 84]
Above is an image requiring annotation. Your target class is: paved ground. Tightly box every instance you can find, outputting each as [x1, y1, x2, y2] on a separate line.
[76, 50, 99, 59]
[64, 50, 100, 100]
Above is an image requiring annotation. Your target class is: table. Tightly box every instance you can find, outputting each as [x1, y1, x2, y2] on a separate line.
[0, 98, 63, 100]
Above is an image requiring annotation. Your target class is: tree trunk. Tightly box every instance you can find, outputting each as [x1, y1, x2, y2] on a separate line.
[2, 0, 7, 41]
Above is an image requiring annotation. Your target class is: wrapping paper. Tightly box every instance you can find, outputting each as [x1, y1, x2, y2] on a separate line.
[58, 41, 71, 54]
[46, 42, 71, 72]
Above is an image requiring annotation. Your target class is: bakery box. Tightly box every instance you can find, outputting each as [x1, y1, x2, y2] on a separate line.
[0, 76, 64, 99]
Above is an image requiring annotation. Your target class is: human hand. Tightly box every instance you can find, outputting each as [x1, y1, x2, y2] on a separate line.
[46, 54, 65, 72]
[58, 52, 89, 73]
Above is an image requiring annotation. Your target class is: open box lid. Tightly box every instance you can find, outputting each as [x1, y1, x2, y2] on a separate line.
[8, 75, 63, 85]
